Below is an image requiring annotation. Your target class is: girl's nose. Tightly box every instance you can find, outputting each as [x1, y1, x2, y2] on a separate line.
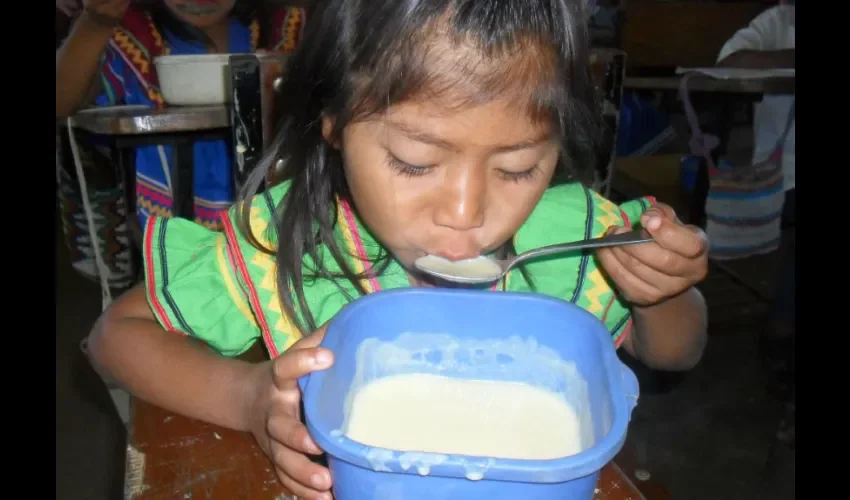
[433, 167, 485, 232]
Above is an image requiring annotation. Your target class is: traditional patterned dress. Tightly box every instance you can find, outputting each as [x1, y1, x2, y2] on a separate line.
[95, 6, 306, 231]
[143, 181, 655, 357]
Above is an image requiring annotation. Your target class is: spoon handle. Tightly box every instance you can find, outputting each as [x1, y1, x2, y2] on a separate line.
[513, 229, 653, 266]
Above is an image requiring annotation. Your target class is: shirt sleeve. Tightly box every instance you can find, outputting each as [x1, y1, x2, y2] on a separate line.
[597, 196, 656, 346]
[142, 215, 262, 357]
[618, 196, 656, 229]
[718, 6, 785, 62]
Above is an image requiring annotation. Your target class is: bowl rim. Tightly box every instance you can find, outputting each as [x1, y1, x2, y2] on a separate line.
[299, 288, 639, 484]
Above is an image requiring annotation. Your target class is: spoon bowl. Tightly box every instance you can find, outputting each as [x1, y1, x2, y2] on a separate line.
[414, 229, 653, 285]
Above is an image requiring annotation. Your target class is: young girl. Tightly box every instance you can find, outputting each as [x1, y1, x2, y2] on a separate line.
[88, 0, 709, 498]
[56, 0, 307, 230]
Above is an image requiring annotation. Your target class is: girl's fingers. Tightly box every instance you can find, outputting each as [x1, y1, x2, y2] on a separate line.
[641, 209, 708, 260]
[271, 347, 334, 391]
[609, 246, 689, 299]
[267, 412, 322, 455]
[271, 443, 333, 497]
[608, 225, 701, 279]
[596, 245, 662, 304]
[277, 469, 333, 500]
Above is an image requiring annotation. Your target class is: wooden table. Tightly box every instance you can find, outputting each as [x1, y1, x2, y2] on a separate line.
[126, 399, 668, 500]
[69, 105, 230, 135]
[624, 75, 795, 95]
[61, 105, 233, 262]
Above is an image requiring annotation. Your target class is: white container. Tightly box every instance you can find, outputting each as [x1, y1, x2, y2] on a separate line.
[154, 54, 232, 106]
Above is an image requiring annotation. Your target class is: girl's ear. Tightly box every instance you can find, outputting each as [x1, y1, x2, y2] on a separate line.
[322, 116, 341, 149]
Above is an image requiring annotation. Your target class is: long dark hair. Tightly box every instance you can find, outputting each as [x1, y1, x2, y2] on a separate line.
[238, 0, 604, 335]
[134, 0, 270, 48]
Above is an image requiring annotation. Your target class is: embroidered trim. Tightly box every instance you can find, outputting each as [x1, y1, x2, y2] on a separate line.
[220, 212, 280, 358]
[143, 217, 176, 332]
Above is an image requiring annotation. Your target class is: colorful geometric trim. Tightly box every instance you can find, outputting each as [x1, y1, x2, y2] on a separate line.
[250, 19, 260, 51]
[272, 7, 306, 52]
[108, 9, 167, 108]
[214, 232, 258, 327]
[613, 318, 633, 348]
[143, 216, 201, 337]
[220, 211, 280, 358]
[338, 199, 381, 294]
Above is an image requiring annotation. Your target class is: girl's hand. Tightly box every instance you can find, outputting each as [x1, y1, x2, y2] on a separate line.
[249, 327, 335, 500]
[81, 0, 130, 27]
[596, 204, 709, 307]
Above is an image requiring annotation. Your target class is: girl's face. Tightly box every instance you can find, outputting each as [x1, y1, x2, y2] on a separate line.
[329, 98, 560, 275]
[164, 0, 236, 28]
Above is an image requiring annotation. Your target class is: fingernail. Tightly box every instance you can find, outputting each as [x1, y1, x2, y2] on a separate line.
[314, 350, 332, 366]
[305, 437, 322, 454]
[304, 436, 322, 454]
[645, 216, 661, 230]
[311, 472, 328, 488]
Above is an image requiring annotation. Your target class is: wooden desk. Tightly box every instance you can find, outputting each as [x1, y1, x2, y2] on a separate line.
[60, 105, 233, 264]
[126, 400, 668, 500]
[68, 105, 230, 136]
[624, 75, 795, 95]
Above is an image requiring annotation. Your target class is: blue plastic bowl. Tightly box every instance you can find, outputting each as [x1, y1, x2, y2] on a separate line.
[299, 288, 639, 500]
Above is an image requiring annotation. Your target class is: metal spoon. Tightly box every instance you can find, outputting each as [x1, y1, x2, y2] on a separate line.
[414, 229, 653, 285]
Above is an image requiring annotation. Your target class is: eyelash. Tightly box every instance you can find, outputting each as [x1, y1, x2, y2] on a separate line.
[386, 154, 432, 177]
[386, 153, 540, 183]
[497, 166, 540, 183]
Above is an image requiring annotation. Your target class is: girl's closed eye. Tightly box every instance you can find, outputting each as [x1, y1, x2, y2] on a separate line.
[387, 152, 541, 183]
[497, 165, 540, 183]
[386, 152, 434, 177]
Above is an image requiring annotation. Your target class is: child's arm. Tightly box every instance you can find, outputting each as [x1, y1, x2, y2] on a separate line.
[90, 284, 336, 499]
[624, 288, 708, 371]
[88, 284, 260, 431]
[715, 6, 794, 70]
[717, 49, 794, 70]
[56, 2, 128, 117]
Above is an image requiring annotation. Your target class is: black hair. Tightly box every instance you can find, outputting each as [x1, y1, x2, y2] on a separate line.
[134, 0, 270, 48]
[238, 0, 604, 335]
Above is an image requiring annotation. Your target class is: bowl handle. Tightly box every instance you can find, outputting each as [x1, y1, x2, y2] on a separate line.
[620, 362, 640, 415]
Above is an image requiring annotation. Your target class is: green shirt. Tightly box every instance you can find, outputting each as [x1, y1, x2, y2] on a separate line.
[143, 181, 654, 358]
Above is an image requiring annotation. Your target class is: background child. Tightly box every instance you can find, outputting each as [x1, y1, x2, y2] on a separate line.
[87, 1, 710, 498]
[56, 0, 307, 231]
[717, 0, 795, 445]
